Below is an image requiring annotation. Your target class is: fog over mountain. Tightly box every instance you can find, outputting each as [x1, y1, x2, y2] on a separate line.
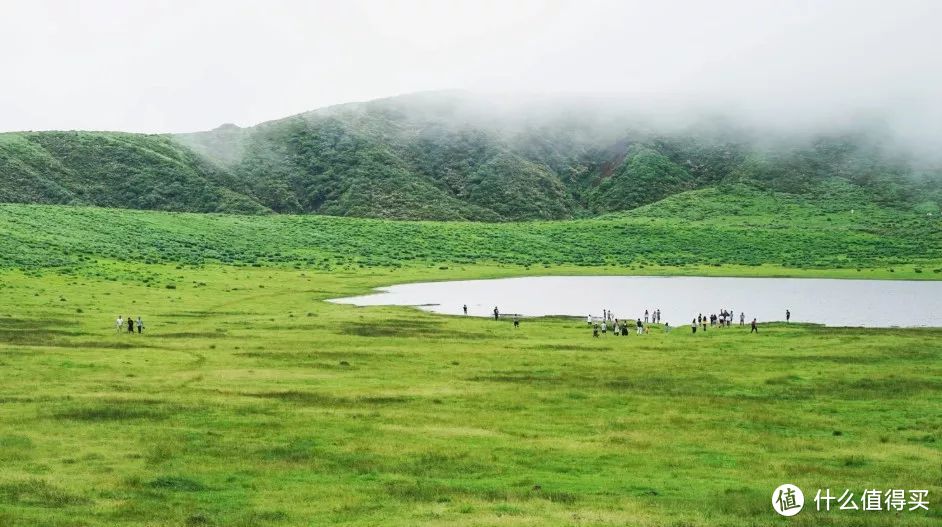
[1, 90, 938, 220]
[1, 0, 940, 159]
[2, 1, 940, 219]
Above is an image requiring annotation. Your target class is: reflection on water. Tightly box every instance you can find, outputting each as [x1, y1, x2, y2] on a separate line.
[331, 275, 942, 328]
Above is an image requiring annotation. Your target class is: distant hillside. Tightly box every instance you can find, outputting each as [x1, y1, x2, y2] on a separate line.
[2, 184, 940, 276]
[0, 131, 266, 213]
[3, 92, 941, 220]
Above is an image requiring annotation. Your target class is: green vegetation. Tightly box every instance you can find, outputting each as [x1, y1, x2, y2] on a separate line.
[0, 131, 266, 213]
[0, 264, 939, 526]
[3, 92, 940, 220]
[2, 183, 940, 278]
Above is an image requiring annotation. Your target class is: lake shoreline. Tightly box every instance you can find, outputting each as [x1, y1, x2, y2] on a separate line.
[332, 274, 942, 328]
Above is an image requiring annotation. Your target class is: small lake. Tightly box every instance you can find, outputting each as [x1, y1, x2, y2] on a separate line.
[331, 275, 942, 327]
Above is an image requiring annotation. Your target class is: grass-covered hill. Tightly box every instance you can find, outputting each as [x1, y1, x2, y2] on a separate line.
[2, 183, 940, 279]
[0, 132, 267, 214]
[3, 92, 941, 220]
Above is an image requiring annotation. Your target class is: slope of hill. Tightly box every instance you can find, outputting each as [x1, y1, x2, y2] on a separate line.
[0, 131, 267, 213]
[3, 92, 941, 220]
[2, 184, 939, 277]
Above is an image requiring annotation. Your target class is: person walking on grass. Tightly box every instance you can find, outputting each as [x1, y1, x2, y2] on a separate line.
[463, 304, 468, 315]
[587, 314, 593, 326]
[601, 320, 607, 335]
[513, 315, 520, 328]
[751, 318, 758, 333]
[644, 310, 649, 324]
[593, 324, 599, 338]
[493, 306, 499, 321]
[136, 316, 144, 334]
[740, 312, 745, 327]
[691, 318, 697, 334]
[621, 321, 629, 336]
[664, 322, 671, 333]
[127, 316, 134, 333]
[636, 318, 643, 335]
[116, 315, 123, 334]
[786, 309, 791, 324]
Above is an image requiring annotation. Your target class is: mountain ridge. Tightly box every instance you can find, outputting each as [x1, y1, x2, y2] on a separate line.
[2, 92, 940, 220]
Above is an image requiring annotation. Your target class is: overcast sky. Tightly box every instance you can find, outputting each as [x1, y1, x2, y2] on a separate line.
[1, 0, 940, 135]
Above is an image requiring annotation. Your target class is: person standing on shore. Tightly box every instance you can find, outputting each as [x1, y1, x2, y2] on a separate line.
[786, 309, 791, 323]
[463, 304, 468, 315]
[493, 306, 499, 320]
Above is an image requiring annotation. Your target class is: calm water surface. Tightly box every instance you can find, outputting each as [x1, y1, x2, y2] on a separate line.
[331, 275, 942, 327]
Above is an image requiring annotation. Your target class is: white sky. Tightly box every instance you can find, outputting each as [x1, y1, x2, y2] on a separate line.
[1, 0, 940, 134]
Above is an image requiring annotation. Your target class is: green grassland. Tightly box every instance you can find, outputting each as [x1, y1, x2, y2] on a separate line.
[0, 265, 939, 526]
[2, 182, 941, 278]
[0, 189, 940, 526]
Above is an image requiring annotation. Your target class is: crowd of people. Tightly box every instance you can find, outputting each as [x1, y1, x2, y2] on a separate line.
[466, 303, 792, 338]
[586, 308, 670, 337]
[689, 310, 754, 333]
[114, 315, 145, 334]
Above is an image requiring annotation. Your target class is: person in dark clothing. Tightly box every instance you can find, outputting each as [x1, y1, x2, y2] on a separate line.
[463, 304, 468, 315]
[751, 318, 758, 333]
[593, 324, 599, 337]
[513, 315, 520, 328]
[127, 316, 134, 333]
[493, 306, 499, 320]
[786, 309, 791, 323]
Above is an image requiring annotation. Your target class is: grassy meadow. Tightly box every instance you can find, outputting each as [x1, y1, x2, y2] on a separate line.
[0, 263, 940, 526]
[0, 193, 940, 526]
